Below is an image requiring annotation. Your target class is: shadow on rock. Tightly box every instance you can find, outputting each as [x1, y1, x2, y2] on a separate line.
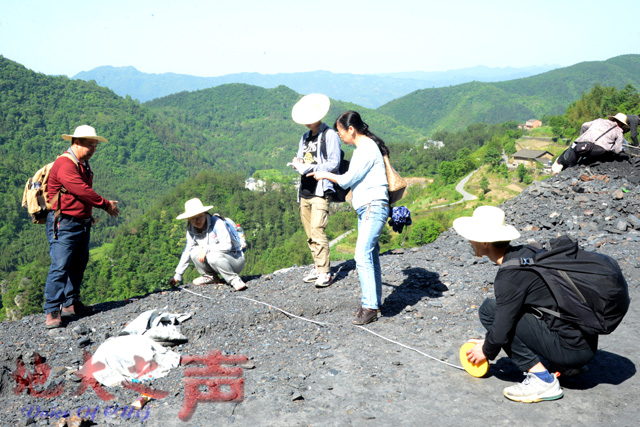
[485, 350, 635, 390]
[560, 350, 636, 390]
[380, 267, 442, 318]
[331, 259, 357, 284]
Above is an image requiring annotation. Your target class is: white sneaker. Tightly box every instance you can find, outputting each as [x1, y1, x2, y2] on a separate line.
[192, 275, 216, 285]
[315, 272, 332, 288]
[230, 277, 247, 291]
[303, 265, 318, 283]
[551, 160, 563, 175]
[503, 372, 563, 403]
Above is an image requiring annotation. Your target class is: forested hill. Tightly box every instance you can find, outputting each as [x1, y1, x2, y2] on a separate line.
[0, 56, 205, 271]
[143, 84, 426, 168]
[378, 54, 640, 133]
[0, 55, 430, 321]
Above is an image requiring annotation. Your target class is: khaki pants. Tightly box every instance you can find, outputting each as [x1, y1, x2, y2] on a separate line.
[299, 197, 330, 274]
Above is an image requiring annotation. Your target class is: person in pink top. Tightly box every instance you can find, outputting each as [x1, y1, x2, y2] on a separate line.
[44, 125, 119, 329]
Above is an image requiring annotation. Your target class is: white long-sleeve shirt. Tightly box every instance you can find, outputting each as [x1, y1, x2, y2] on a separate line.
[335, 137, 388, 210]
[174, 214, 233, 280]
[576, 118, 625, 154]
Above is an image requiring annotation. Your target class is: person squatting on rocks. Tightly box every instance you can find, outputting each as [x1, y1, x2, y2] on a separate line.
[454, 206, 598, 403]
[290, 94, 342, 288]
[309, 111, 389, 325]
[553, 113, 628, 173]
[44, 125, 120, 329]
[168, 198, 247, 291]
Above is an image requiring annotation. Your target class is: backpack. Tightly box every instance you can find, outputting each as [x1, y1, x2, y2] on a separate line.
[213, 214, 247, 252]
[500, 235, 630, 335]
[319, 128, 350, 203]
[21, 153, 78, 224]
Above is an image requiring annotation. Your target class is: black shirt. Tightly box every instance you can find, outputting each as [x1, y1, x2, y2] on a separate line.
[299, 131, 321, 199]
[483, 245, 597, 360]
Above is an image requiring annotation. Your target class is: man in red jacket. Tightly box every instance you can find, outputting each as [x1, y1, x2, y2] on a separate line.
[44, 125, 119, 329]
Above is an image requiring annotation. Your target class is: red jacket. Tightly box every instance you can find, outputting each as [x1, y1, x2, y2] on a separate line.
[47, 155, 109, 219]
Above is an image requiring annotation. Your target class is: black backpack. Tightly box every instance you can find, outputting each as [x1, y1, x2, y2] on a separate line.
[319, 129, 350, 203]
[500, 235, 629, 335]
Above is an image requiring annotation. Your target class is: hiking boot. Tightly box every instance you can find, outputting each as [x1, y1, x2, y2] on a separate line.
[315, 272, 332, 288]
[352, 308, 379, 325]
[503, 372, 563, 403]
[46, 310, 62, 329]
[192, 275, 217, 285]
[231, 277, 247, 291]
[303, 266, 318, 283]
[61, 301, 94, 318]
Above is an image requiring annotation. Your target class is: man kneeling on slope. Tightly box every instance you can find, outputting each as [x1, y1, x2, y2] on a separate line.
[453, 206, 597, 403]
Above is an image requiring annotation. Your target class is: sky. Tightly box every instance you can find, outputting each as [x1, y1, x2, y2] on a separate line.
[1, 0, 638, 78]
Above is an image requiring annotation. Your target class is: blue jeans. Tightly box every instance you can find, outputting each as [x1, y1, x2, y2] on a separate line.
[44, 212, 91, 313]
[355, 201, 390, 310]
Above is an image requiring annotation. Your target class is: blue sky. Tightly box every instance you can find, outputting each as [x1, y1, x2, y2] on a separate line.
[1, 0, 638, 77]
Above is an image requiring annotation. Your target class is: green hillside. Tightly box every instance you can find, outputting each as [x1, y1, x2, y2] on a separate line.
[379, 54, 640, 133]
[144, 84, 427, 175]
[0, 56, 204, 275]
[0, 56, 430, 320]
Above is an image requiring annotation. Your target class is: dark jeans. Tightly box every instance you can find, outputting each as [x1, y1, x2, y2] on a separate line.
[44, 212, 91, 314]
[479, 299, 596, 372]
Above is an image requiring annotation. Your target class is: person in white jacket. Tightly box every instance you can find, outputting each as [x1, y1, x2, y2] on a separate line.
[168, 198, 247, 291]
[553, 113, 628, 173]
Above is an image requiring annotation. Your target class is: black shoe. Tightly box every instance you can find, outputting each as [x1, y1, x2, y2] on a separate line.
[352, 308, 379, 325]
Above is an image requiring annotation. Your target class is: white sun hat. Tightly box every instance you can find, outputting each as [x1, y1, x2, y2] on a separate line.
[62, 125, 108, 142]
[291, 93, 330, 125]
[453, 206, 520, 242]
[608, 113, 630, 131]
[176, 198, 214, 220]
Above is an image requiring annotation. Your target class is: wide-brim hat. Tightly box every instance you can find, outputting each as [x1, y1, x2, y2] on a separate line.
[608, 113, 630, 132]
[291, 93, 330, 125]
[453, 206, 520, 242]
[62, 125, 108, 142]
[176, 198, 213, 220]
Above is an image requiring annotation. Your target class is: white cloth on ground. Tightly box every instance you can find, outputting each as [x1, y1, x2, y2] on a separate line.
[91, 335, 181, 387]
[120, 308, 192, 345]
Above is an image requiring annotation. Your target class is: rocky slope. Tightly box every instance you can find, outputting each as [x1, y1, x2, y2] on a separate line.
[1, 157, 639, 426]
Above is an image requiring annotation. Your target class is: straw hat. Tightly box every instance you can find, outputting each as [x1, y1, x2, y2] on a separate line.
[176, 198, 213, 220]
[291, 93, 330, 125]
[62, 125, 108, 142]
[608, 113, 630, 132]
[453, 206, 520, 242]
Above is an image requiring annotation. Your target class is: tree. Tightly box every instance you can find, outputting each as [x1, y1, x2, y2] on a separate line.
[483, 146, 502, 168]
[517, 163, 527, 182]
[480, 176, 489, 194]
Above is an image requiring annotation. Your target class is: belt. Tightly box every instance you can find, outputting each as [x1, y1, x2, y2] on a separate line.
[60, 213, 92, 225]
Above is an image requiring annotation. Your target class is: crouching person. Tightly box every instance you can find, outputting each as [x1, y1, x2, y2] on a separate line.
[453, 206, 597, 403]
[168, 198, 247, 291]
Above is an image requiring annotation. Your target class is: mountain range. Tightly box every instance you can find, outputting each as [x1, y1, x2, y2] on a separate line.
[73, 64, 559, 108]
[379, 55, 640, 133]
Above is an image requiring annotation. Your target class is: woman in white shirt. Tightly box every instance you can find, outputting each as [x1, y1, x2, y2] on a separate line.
[309, 111, 389, 325]
[168, 198, 247, 291]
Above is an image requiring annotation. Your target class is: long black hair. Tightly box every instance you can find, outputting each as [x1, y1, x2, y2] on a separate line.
[334, 111, 390, 157]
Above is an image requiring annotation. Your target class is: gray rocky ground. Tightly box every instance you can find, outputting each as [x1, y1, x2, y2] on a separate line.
[1, 157, 640, 426]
